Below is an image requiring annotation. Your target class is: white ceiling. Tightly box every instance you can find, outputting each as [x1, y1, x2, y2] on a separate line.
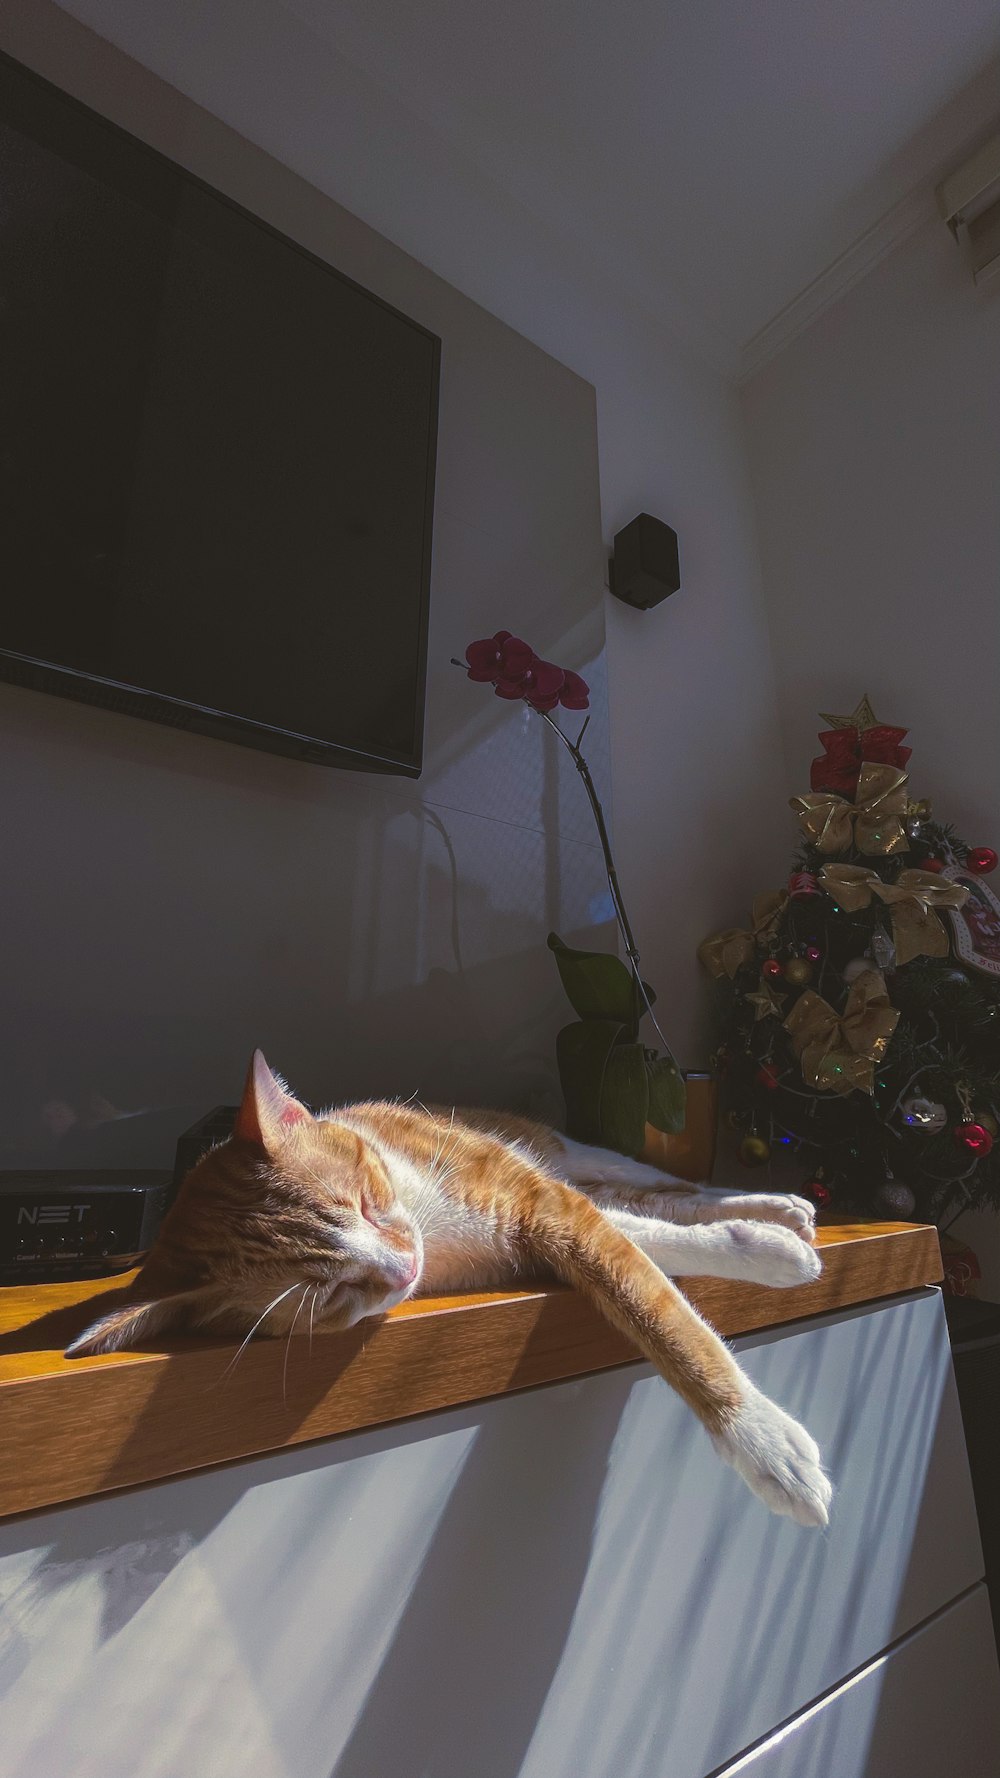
[56, 0, 1000, 367]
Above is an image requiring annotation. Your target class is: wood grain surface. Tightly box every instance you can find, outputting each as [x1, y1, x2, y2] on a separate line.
[0, 1221, 941, 1520]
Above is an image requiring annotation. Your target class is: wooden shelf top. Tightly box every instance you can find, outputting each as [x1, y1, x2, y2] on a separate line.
[0, 1220, 941, 1521]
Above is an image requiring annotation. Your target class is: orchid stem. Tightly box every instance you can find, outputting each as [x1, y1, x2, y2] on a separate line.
[537, 709, 674, 1059]
[453, 656, 676, 1064]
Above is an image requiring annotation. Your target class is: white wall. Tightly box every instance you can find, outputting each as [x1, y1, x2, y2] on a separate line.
[2, 0, 615, 1162]
[35, 0, 789, 1085]
[743, 217, 1000, 827]
[743, 214, 1000, 1280]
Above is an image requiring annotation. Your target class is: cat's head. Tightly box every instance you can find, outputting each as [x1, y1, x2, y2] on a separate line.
[66, 1052, 423, 1357]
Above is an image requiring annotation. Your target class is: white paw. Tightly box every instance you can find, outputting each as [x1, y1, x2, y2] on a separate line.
[725, 1222, 822, 1287]
[742, 1193, 817, 1241]
[712, 1382, 832, 1527]
[770, 1193, 818, 1240]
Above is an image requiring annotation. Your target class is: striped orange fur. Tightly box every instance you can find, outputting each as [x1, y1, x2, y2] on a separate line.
[67, 1052, 832, 1523]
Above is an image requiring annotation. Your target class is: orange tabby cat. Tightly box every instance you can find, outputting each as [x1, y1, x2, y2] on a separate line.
[69, 1052, 831, 1525]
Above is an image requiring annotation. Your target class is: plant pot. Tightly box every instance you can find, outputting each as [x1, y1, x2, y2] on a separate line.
[641, 1072, 718, 1182]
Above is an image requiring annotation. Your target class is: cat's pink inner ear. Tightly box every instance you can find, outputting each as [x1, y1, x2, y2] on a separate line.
[235, 1050, 310, 1152]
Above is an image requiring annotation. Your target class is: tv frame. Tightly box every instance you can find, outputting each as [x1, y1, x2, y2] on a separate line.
[0, 50, 440, 778]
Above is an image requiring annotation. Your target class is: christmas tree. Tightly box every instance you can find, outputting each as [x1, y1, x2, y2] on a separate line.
[700, 698, 1000, 1224]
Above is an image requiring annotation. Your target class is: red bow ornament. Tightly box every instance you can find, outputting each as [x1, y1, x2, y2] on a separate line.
[810, 725, 912, 796]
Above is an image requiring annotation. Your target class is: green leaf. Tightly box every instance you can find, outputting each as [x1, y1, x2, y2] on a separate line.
[645, 1053, 687, 1135]
[601, 1042, 650, 1156]
[547, 932, 655, 1024]
[556, 1020, 625, 1143]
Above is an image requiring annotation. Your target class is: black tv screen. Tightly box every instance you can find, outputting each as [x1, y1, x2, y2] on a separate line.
[0, 53, 439, 775]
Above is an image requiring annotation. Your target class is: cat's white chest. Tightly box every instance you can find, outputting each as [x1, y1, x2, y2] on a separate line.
[412, 1189, 515, 1291]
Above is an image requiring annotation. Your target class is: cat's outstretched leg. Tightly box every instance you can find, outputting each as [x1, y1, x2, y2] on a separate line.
[598, 1207, 821, 1288]
[552, 1136, 816, 1241]
[592, 1184, 817, 1243]
[526, 1178, 831, 1527]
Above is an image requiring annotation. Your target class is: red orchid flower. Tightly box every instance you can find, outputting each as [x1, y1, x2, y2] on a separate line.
[465, 631, 535, 685]
[559, 670, 590, 711]
[519, 659, 566, 711]
[463, 632, 589, 713]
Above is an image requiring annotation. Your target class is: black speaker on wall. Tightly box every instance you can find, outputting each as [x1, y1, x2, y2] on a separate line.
[608, 512, 681, 611]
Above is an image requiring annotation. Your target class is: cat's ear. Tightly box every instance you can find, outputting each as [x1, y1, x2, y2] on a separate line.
[234, 1050, 312, 1153]
[65, 1288, 214, 1357]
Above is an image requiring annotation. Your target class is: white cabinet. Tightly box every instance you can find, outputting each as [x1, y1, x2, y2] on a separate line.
[717, 1584, 1000, 1778]
[0, 1288, 996, 1778]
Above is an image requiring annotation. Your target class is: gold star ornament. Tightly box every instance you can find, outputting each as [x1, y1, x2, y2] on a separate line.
[745, 983, 786, 1022]
[819, 694, 881, 733]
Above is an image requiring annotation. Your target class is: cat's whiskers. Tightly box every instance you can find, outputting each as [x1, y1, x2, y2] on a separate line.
[282, 1282, 310, 1403]
[214, 1283, 301, 1385]
[308, 1283, 318, 1357]
[428, 1115, 449, 1173]
[432, 1159, 463, 1195]
[405, 1165, 449, 1231]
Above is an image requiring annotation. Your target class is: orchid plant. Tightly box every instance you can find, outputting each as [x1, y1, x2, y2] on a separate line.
[458, 631, 685, 1156]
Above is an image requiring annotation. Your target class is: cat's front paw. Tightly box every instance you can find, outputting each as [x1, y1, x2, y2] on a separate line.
[727, 1223, 822, 1287]
[744, 1193, 817, 1241]
[712, 1383, 832, 1527]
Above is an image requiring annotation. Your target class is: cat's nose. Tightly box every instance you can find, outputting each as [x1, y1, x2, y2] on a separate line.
[397, 1254, 418, 1286]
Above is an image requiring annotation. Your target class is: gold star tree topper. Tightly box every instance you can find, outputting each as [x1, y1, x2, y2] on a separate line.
[819, 694, 882, 732]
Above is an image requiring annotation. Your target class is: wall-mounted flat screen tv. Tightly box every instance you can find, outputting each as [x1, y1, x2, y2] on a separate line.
[0, 52, 439, 775]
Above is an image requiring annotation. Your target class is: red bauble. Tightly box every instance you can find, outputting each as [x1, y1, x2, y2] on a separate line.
[805, 944, 822, 963]
[788, 871, 820, 898]
[922, 857, 945, 873]
[967, 847, 998, 876]
[756, 1063, 780, 1091]
[804, 1179, 832, 1209]
[762, 959, 785, 980]
[953, 1121, 995, 1157]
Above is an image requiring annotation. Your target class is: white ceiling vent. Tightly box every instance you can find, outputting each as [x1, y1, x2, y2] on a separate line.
[937, 131, 1000, 287]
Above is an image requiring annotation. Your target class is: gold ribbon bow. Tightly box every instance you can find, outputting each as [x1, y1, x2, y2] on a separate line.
[818, 865, 969, 966]
[698, 890, 788, 979]
[784, 968, 899, 1095]
[790, 763, 910, 856]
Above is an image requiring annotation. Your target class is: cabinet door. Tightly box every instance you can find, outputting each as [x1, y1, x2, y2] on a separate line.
[715, 1584, 1000, 1778]
[0, 1289, 987, 1778]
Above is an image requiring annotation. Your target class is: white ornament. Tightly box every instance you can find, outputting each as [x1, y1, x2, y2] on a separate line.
[901, 1096, 948, 1134]
[843, 957, 871, 983]
[870, 930, 896, 971]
